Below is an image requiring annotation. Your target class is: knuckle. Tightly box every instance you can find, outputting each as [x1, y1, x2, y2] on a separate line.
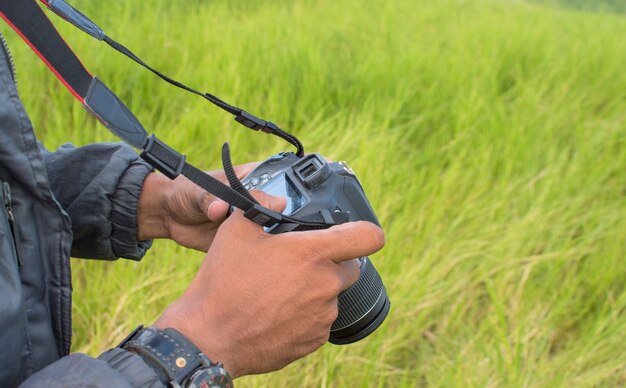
[326, 303, 339, 324]
[308, 328, 331, 351]
[199, 190, 211, 206]
[295, 332, 327, 358]
[317, 331, 331, 348]
[326, 272, 345, 295]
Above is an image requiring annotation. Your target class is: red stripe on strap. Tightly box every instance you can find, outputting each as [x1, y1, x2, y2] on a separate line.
[0, 10, 86, 102]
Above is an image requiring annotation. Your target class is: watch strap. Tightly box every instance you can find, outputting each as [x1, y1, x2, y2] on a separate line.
[120, 326, 207, 386]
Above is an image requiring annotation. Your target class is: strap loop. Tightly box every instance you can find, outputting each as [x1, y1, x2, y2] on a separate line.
[243, 204, 283, 227]
[140, 135, 186, 179]
[46, 0, 104, 40]
[221, 143, 257, 203]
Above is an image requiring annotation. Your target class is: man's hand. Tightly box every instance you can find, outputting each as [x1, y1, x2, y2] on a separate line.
[154, 191, 385, 378]
[136, 163, 257, 251]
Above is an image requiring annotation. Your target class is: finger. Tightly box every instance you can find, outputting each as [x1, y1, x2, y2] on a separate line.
[338, 259, 361, 291]
[199, 162, 260, 221]
[197, 171, 268, 222]
[249, 190, 287, 213]
[206, 199, 230, 221]
[284, 221, 385, 264]
[234, 162, 260, 180]
[226, 190, 287, 232]
[193, 186, 230, 222]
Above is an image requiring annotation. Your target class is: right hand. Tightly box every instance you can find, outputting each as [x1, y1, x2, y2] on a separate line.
[154, 191, 385, 378]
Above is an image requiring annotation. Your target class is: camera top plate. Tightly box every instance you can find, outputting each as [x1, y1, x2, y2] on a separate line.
[241, 152, 379, 234]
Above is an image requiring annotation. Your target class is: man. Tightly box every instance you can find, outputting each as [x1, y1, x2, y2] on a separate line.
[0, 32, 385, 387]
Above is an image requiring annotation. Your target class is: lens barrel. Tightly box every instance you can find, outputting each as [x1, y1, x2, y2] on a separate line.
[329, 257, 390, 345]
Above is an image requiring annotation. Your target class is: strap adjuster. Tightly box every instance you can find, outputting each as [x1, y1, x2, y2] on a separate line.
[244, 204, 283, 227]
[140, 134, 187, 179]
[235, 111, 277, 134]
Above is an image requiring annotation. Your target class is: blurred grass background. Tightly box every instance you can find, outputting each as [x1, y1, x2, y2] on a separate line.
[2, 0, 625, 386]
[530, 0, 626, 13]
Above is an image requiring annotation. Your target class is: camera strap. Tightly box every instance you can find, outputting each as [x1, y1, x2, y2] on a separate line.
[44, 0, 304, 157]
[0, 0, 335, 229]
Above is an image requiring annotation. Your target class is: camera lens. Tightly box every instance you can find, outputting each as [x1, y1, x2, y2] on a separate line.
[329, 257, 390, 345]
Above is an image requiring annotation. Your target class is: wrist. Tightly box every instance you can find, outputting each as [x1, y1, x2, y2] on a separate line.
[154, 300, 241, 379]
[118, 324, 234, 386]
[137, 172, 175, 240]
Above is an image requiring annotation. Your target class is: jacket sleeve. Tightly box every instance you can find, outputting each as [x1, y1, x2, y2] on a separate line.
[19, 351, 164, 388]
[39, 141, 153, 260]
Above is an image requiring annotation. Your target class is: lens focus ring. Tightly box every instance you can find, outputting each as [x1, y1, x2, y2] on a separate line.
[332, 258, 380, 328]
[329, 257, 390, 344]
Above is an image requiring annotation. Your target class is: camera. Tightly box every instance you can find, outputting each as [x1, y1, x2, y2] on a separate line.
[241, 152, 390, 344]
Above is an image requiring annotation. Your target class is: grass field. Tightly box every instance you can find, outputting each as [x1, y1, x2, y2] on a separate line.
[2, 0, 625, 386]
[531, 0, 626, 13]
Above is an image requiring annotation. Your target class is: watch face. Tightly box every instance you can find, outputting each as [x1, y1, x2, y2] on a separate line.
[188, 366, 233, 388]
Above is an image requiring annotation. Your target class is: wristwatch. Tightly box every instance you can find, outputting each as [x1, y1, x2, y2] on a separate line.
[117, 325, 233, 388]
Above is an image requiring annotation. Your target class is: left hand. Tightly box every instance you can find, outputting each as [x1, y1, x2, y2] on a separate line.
[137, 162, 258, 251]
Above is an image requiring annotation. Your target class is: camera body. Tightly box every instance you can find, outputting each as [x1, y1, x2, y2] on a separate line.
[242, 152, 390, 345]
[242, 152, 379, 230]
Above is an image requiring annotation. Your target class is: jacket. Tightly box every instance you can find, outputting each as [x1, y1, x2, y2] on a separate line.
[0, 34, 164, 387]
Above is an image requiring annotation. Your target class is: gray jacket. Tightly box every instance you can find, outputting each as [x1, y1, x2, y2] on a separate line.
[0, 35, 164, 387]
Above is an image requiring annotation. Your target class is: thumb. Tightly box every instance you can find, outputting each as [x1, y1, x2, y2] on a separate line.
[249, 190, 287, 214]
[204, 198, 230, 222]
[226, 190, 287, 232]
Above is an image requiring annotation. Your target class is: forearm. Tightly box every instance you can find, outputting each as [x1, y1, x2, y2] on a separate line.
[39, 141, 153, 260]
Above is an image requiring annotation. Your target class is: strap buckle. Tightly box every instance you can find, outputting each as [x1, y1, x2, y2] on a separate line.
[140, 135, 187, 179]
[243, 203, 283, 227]
[235, 111, 277, 134]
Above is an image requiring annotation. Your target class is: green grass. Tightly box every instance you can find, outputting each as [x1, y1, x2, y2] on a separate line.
[529, 0, 626, 13]
[2, 0, 625, 386]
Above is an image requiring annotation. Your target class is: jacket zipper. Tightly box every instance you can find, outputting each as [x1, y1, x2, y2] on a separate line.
[0, 32, 17, 86]
[3, 182, 22, 266]
[0, 37, 21, 266]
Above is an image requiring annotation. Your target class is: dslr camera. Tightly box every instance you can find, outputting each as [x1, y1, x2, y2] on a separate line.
[242, 152, 390, 344]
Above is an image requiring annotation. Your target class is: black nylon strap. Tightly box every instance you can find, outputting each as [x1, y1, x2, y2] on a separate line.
[0, 0, 92, 99]
[0, 0, 331, 229]
[0, 0, 269, 225]
[138, 135, 273, 222]
[38, 0, 304, 156]
[221, 143, 257, 204]
[103, 36, 241, 116]
[103, 34, 305, 156]
[182, 163, 255, 212]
